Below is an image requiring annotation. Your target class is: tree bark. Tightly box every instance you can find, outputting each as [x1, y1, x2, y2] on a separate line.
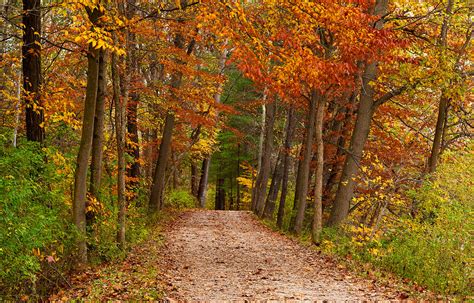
[254, 101, 277, 216]
[112, 45, 127, 248]
[191, 162, 199, 197]
[328, 0, 388, 226]
[215, 178, 225, 210]
[262, 150, 283, 219]
[89, 49, 107, 198]
[72, 7, 103, 263]
[277, 108, 296, 228]
[427, 95, 449, 173]
[427, 0, 453, 174]
[22, 0, 44, 143]
[126, 31, 141, 190]
[196, 47, 228, 208]
[72, 43, 100, 264]
[149, 112, 175, 212]
[292, 92, 317, 234]
[197, 157, 211, 208]
[312, 96, 325, 244]
[149, 30, 192, 213]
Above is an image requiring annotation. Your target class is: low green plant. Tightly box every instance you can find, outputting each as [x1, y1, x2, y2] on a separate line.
[0, 137, 74, 298]
[166, 189, 197, 209]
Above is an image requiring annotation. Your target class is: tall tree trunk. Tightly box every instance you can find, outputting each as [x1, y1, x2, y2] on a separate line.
[89, 49, 107, 197]
[312, 96, 326, 244]
[72, 37, 101, 264]
[196, 47, 228, 208]
[236, 143, 241, 210]
[191, 162, 199, 197]
[427, 95, 449, 173]
[112, 45, 127, 248]
[292, 92, 317, 234]
[126, 32, 141, 190]
[323, 96, 354, 202]
[149, 31, 192, 212]
[197, 157, 211, 208]
[427, 0, 453, 174]
[292, 145, 304, 211]
[149, 112, 175, 212]
[262, 150, 283, 219]
[22, 0, 44, 143]
[277, 108, 296, 228]
[254, 101, 277, 216]
[328, 0, 388, 226]
[215, 178, 225, 210]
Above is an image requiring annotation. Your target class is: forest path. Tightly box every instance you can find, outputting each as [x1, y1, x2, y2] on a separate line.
[160, 210, 401, 301]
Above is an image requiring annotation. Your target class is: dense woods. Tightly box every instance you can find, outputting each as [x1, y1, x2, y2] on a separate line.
[0, 0, 472, 300]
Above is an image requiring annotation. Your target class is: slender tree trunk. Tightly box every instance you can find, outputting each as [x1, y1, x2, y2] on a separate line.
[72, 42, 100, 264]
[197, 157, 211, 208]
[126, 32, 140, 189]
[292, 92, 317, 234]
[292, 145, 304, 211]
[255, 101, 277, 216]
[13, 70, 21, 147]
[236, 143, 241, 210]
[312, 96, 325, 244]
[149, 112, 175, 212]
[328, 0, 388, 226]
[427, 0, 453, 174]
[191, 162, 199, 197]
[112, 45, 127, 248]
[22, 0, 44, 143]
[277, 108, 296, 228]
[262, 150, 283, 219]
[215, 178, 225, 210]
[427, 95, 449, 173]
[196, 47, 227, 207]
[89, 49, 107, 197]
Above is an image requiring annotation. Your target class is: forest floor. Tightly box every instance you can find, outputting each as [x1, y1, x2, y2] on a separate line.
[53, 210, 413, 301]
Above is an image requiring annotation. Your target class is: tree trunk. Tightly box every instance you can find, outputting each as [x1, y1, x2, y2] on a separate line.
[328, 0, 388, 226]
[112, 46, 127, 248]
[126, 32, 141, 190]
[191, 162, 199, 197]
[72, 43, 100, 264]
[427, 0, 453, 174]
[292, 92, 317, 234]
[277, 108, 296, 228]
[255, 101, 277, 216]
[215, 178, 225, 210]
[149, 31, 190, 213]
[292, 145, 304, 211]
[89, 49, 107, 198]
[312, 96, 325, 244]
[236, 143, 241, 210]
[149, 112, 175, 212]
[195, 47, 227, 208]
[262, 150, 283, 219]
[197, 157, 211, 208]
[427, 95, 449, 173]
[22, 0, 44, 143]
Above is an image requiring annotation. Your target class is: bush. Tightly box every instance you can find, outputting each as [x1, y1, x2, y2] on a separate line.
[320, 147, 473, 297]
[166, 189, 197, 209]
[0, 137, 75, 299]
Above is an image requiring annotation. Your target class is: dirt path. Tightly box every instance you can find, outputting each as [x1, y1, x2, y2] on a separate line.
[160, 210, 402, 301]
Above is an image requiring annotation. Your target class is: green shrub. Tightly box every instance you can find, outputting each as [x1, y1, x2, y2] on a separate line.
[166, 189, 197, 209]
[0, 138, 74, 298]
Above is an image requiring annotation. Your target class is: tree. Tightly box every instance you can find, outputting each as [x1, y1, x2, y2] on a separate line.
[22, 0, 44, 143]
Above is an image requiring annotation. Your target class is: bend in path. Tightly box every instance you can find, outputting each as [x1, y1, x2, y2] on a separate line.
[160, 210, 401, 301]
